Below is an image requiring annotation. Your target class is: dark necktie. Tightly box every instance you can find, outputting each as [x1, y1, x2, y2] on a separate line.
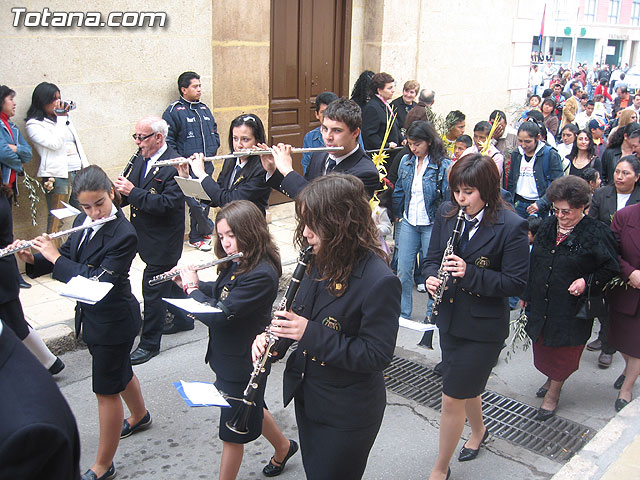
[76, 227, 93, 258]
[458, 219, 478, 253]
[229, 164, 242, 188]
[326, 157, 337, 174]
[139, 158, 151, 185]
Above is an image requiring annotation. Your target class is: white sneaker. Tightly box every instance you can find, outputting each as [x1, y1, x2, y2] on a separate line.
[188, 240, 212, 251]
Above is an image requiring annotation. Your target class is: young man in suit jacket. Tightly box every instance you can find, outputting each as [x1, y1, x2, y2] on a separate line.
[115, 116, 185, 365]
[262, 97, 380, 200]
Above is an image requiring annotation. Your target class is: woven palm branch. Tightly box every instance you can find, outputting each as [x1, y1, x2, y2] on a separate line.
[22, 172, 46, 226]
[506, 308, 531, 363]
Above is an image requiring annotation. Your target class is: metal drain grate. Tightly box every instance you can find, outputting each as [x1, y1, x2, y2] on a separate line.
[384, 356, 594, 462]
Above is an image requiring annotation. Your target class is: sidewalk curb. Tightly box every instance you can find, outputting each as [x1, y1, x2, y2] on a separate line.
[551, 398, 640, 479]
[39, 323, 76, 356]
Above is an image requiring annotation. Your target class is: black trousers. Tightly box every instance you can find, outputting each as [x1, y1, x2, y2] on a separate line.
[597, 315, 616, 355]
[140, 263, 178, 351]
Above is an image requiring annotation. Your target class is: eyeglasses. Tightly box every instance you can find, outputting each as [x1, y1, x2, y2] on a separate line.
[132, 132, 154, 142]
[551, 205, 573, 216]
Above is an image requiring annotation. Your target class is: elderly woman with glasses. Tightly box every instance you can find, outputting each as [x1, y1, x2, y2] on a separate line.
[522, 175, 619, 421]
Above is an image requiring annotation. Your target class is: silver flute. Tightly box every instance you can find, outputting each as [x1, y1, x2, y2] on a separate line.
[426, 207, 466, 323]
[152, 146, 345, 168]
[0, 215, 117, 258]
[147, 252, 243, 285]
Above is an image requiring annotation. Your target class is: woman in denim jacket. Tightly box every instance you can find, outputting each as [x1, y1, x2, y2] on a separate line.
[0, 85, 32, 200]
[392, 121, 451, 322]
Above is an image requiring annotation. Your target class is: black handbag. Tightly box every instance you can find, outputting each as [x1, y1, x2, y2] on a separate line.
[575, 274, 608, 320]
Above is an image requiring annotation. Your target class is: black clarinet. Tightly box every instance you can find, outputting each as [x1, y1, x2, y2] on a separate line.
[121, 148, 141, 178]
[226, 246, 313, 434]
[418, 207, 465, 348]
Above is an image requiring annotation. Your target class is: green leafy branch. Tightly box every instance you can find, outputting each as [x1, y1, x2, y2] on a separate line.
[22, 172, 45, 226]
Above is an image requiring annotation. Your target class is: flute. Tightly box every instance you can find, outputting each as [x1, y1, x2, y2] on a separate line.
[153, 146, 345, 168]
[0, 215, 117, 258]
[148, 252, 243, 285]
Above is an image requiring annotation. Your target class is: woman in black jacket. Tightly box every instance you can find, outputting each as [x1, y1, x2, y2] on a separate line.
[18, 166, 149, 480]
[174, 200, 293, 480]
[524, 176, 619, 421]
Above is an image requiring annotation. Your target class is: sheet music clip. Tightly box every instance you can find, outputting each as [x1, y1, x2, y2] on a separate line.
[174, 176, 211, 201]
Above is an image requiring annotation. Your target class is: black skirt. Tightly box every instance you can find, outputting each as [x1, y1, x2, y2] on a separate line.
[439, 331, 503, 399]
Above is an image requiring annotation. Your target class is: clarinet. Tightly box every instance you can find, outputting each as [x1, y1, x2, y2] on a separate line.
[120, 148, 141, 178]
[226, 245, 313, 434]
[427, 207, 466, 323]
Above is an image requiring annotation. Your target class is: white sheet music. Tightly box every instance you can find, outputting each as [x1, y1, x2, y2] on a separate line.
[179, 380, 230, 407]
[51, 201, 81, 219]
[398, 318, 438, 332]
[174, 176, 211, 201]
[59, 275, 113, 305]
[162, 297, 222, 314]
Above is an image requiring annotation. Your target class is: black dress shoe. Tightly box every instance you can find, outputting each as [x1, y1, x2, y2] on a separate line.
[615, 397, 630, 412]
[535, 406, 556, 421]
[19, 277, 31, 289]
[433, 361, 443, 376]
[598, 352, 612, 369]
[81, 463, 116, 480]
[535, 386, 548, 398]
[614, 374, 626, 390]
[130, 347, 159, 365]
[263, 439, 298, 477]
[121, 410, 152, 438]
[163, 322, 194, 335]
[458, 427, 489, 462]
[48, 357, 65, 375]
[586, 339, 602, 351]
[446, 467, 451, 479]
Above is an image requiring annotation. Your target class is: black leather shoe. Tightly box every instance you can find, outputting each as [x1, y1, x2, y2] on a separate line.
[614, 374, 626, 390]
[458, 427, 489, 462]
[615, 397, 630, 412]
[163, 322, 194, 335]
[263, 439, 298, 477]
[535, 386, 548, 398]
[19, 277, 31, 289]
[433, 361, 443, 376]
[48, 357, 65, 375]
[121, 410, 152, 438]
[586, 339, 602, 351]
[81, 463, 116, 480]
[535, 406, 556, 421]
[446, 467, 451, 479]
[130, 347, 159, 365]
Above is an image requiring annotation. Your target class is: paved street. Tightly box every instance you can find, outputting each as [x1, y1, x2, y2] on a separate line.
[53, 289, 628, 479]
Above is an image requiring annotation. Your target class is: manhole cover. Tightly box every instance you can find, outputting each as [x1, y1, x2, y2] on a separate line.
[384, 356, 594, 462]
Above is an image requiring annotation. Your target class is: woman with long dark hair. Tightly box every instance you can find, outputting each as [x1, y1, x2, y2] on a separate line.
[177, 113, 271, 215]
[350, 70, 375, 110]
[424, 154, 529, 479]
[602, 122, 640, 185]
[18, 165, 149, 480]
[252, 174, 401, 480]
[172, 200, 293, 480]
[25, 82, 88, 232]
[392, 120, 451, 323]
[1, 85, 32, 201]
[566, 129, 602, 177]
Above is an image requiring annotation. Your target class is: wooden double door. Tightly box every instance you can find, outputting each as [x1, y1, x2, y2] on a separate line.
[269, 0, 352, 199]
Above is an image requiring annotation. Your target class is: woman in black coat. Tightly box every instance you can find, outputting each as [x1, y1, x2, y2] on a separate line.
[18, 166, 149, 480]
[253, 174, 401, 480]
[177, 114, 271, 215]
[524, 176, 619, 421]
[173, 200, 293, 480]
[423, 154, 529, 480]
[361, 72, 401, 151]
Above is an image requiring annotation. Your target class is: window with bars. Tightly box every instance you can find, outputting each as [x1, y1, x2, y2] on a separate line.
[609, 0, 621, 23]
[585, 0, 597, 22]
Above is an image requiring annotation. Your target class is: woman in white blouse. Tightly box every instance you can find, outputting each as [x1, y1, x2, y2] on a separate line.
[26, 82, 88, 232]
